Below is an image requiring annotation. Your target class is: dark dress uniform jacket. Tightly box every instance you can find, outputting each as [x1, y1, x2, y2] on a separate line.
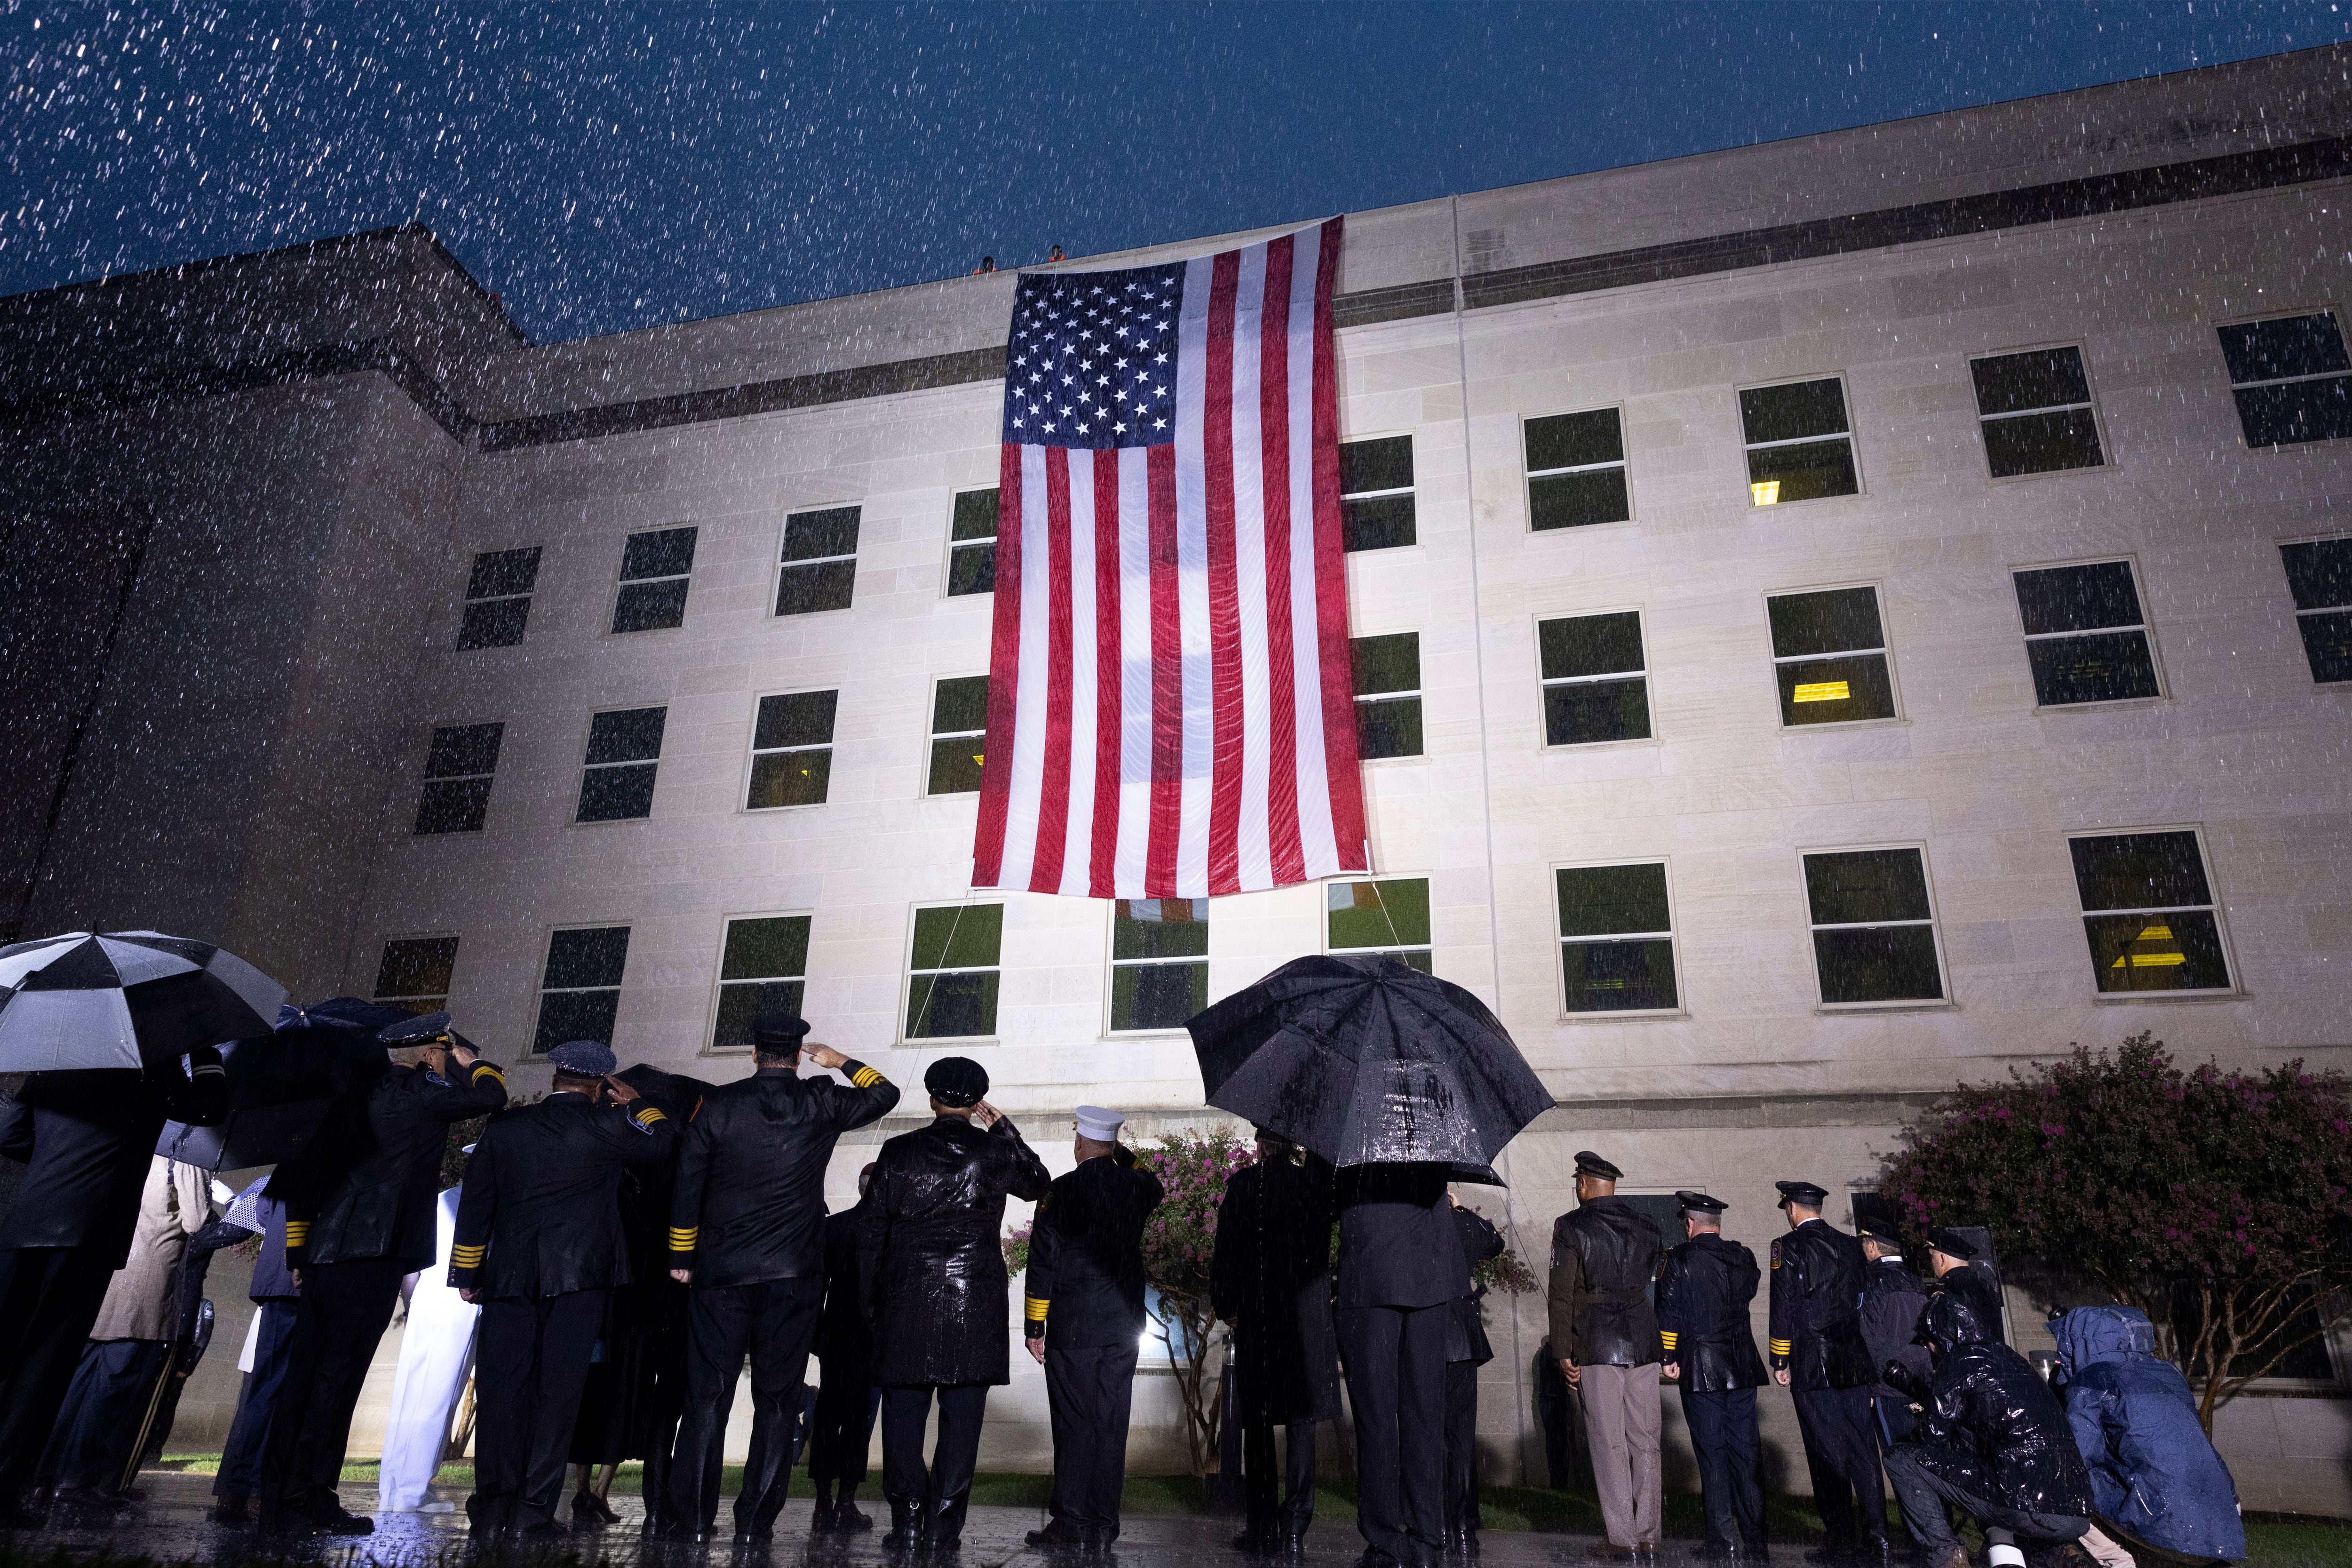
[668, 1062, 898, 1288]
[859, 1114, 1050, 1388]
[1768, 1219, 1874, 1389]
[1859, 1257, 1933, 1395]
[1447, 1205, 1504, 1365]
[1655, 1232, 1767, 1391]
[1332, 1162, 1468, 1310]
[1023, 1152, 1164, 1349]
[1547, 1196, 1664, 1367]
[1209, 1156, 1340, 1424]
[0, 1066, 229, 1264]
[814, 1204, 872, 1368]
[279, 1059, 509, 1272]
[448, 1091, 675, 1300]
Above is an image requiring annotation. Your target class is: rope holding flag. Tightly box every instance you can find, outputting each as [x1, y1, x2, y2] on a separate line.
[974, 217, 1367, 899]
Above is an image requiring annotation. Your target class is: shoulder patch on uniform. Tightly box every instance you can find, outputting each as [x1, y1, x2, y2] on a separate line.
[1769, 1237, 1782, 1268]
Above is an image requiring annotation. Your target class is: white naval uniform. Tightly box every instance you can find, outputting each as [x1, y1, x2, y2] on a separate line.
[377, 1188, 481, 1512]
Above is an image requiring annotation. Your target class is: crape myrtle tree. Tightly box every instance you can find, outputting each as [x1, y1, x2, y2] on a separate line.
[1879, 1034, 2352, 1433]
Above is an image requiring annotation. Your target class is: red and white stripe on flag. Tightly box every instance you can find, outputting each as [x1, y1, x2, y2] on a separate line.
[972, 217, 1367, 899]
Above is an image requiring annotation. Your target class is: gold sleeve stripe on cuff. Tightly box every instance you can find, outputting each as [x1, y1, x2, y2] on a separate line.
[634, 1106, 667, 1123]
[850, 1066, 883, 1089]
[668, 1228, 699, 1250]
[1769, 1338, 1792, 1354]
[284, 1223, 310, 1242]
[1659, 1331, 1678, 1351]
[451, 1245, 487, 1264]
[1024, 1297, 1051, 1321]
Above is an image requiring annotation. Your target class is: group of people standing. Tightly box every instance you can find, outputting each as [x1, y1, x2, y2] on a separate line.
[1546, 1152, 2242, 1568]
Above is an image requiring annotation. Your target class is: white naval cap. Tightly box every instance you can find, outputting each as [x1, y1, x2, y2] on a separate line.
[1075, 1105, 1125, 1141]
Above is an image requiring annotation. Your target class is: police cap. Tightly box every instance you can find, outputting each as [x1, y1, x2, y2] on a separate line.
[925, 1056, 989, 1107]
[381, 1010, 452, 1044]
[547, 1039, 618, 1077]
[1856, 1220, 1904, 1245]
[1775, 1179, 1831, 1210]
[1573, 1150, 1623, 1181]
[1676, 1190, 1728, 1215]
[1926, 1226, 1980, 1261]
[752, 1006, 811, 1052]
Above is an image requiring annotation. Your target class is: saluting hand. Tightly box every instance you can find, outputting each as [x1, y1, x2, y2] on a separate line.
[604, 1075, 639, 1105]
[971, 1099, 1003, 1130]
[805, 1043, 850, 1072]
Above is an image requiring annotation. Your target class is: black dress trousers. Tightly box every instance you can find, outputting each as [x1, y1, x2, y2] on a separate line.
[1442, 1360, 1479, 1538]
[666, 1276, 825, 1535]
[469, 1288, 608, 1533]
[40, 1338, 171, 1492]
[807, 1361, 879, 1484]
[259, 1255, 408, 1520]
[1241, 1421, 1318, 1537]
[880, 1383, 989, 1539]
[1681, 1386, 1765, 1548]
[1790, 1384, 1886, 1549]
[1044, 1341, 1140, 1536]
[1336, 1303, 1448, 1565]
[0, 1247, 119, 1502]
[1883, 1446, 2091, 1557]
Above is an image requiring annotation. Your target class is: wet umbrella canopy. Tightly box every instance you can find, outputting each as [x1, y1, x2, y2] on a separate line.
[158, 995, 421, 1170]
[1187, 954, 1551, 1175]
[0, 930, 285, 1072]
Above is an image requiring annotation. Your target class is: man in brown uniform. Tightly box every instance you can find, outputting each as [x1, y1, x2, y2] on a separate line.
[1548, 1151, 1664, 1561]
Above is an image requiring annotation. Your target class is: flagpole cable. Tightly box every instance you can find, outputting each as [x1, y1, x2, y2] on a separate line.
[909, 866, 985, 1043]
[1451, 191, 1534, 1468]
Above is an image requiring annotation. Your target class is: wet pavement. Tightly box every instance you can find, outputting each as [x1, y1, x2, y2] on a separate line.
[6, 1472, 1717, 1567]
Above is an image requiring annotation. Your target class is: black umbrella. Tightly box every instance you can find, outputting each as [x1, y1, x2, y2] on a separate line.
[1187, 955, 1552, 1177]
[0, 930, 286, 1072]
[157, 996, 413, 1171]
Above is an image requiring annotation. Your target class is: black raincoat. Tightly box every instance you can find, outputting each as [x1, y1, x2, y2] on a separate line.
[858, 1113, 1050, 1388]
[1897, 1285, 2094, 1520]
[1210, 1154, 1342, 1424]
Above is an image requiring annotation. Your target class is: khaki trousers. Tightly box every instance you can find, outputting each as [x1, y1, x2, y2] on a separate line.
[1577, 1362, 1663, 1547]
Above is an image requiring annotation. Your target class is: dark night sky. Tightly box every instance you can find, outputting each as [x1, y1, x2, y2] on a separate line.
[4, 2, 2347, 344]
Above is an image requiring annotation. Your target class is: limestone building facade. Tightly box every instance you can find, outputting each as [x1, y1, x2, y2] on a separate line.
[6, 45, 2349, 1508]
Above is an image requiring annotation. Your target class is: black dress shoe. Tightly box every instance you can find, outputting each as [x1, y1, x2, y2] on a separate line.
[836, 1503, 873, 1531]
[1279, 1532, 1311, 1559]
[210, 1498, 253, 1526]
[49, 1485, 131, 1512]
[734, 1528, 773, 1543]
[572, 1490, 620, 1525]
[316, 1508, 376, 1536]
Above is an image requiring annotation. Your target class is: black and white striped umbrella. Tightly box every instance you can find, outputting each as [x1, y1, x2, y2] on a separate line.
[0, 930, 287, 1072]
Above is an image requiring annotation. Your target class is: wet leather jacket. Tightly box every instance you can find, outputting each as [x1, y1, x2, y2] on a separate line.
[1548, 1196, 1664, 1367]
[1890, 1286, 2095, 1519]
[1657, 1231, 1768, 1391]
[859, 1113, 1050, 1388]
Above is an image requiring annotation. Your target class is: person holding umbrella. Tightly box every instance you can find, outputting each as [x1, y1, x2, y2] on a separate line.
[660, 1009, 899, 1543]
[858, 1058, 1049, 1555]
[256, 1014, 507, 1536]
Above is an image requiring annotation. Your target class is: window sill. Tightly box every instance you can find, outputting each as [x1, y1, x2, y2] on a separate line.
[1358, 753, 1428, 767]
[602, 625, 688, 639]
[1748, 491, 1867, 512]
[570, 816, 654, 828]
[1557, 1010, 1689, 1024]
[1813, 1000, 1957, 1016]
[2090, 989, 2246, 1005]
[1542, 736, 1661, 755]
[2034, 695, 2171, 714]
[1777, 716, 1910, 734]
[1528, 516, 1639, 538]
[899, 1036, 1001, 1049]
[1343, 542, 1426, 559]
[1102, 1029, 1193, 1042]
[740, 802, 830, 815]
[1984, 461, 2114, 487]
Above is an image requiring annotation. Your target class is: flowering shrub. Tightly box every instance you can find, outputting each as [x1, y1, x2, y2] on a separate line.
[1880, 1033, 2352, 1432]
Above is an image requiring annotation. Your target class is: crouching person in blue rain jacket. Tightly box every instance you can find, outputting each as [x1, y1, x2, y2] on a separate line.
[2052, 1305, 2243, 1563]
[1880, 1268, 2137, 1568]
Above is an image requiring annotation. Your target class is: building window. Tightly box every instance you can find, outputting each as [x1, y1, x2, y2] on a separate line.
[1767, 586, 1898, 725]
[2279, 537, 2352, 683]
[1524, 408, 1630, 531]
[1802, 848, 1945, 1006]
[1340, 436, 1415, 551]
[2012, 561, 2161, 706]
[1971, 347, 2105, 478]
[1740, 377, 1859, 505]
[711, 915, 812, 1051]
[1353, 634, 1422, 758]
[948, 489, 999, 596]
[577, 706, 667, 822]
[535, 925, 630, 1053]
[748, 691, 837, 808]
[2218, 311, 2352, 448]
[1556, 863, 1678, 1014]
[2067, 831, 2233, 994]
[1327, 878, 1432, 972]
[457, 547, 540, 650]
[906, 902, 1002, 1039]
[612, 525, 697, 633]
[927, 677, 989, 795]
[1109, 898, 1208, 1033]
[1539, 612, 1650, 745]
[373, 936, 458, 1015]
[413, 723, 503, 835]
[776, 506, 860, 616]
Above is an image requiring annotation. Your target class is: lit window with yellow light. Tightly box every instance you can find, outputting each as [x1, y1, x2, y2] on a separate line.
[1740, 378, 1859, 506]
[928, 676, 990, 796]
[748, 690, 838, 808]
[2068, 831, 2233, 994]
[712, 915, 811, 1051]
[1767, 586, 1897, 726]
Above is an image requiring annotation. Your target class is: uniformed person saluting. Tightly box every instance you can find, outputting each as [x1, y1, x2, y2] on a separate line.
[1021, 1105, 1164, 1553]
[449, 1040, 674, 1538]
[660, 1009, 898, 1542]
[1657, 1192, 1769, 1562]
[1768, 1180, 1887, 1567]
[260, 1017, 506, 1536]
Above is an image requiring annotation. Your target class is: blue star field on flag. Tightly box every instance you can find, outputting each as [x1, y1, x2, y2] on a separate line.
[1001, 262, 1186, 450]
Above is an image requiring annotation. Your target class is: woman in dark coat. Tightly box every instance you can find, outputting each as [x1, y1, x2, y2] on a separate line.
[857, 1059, 1049, 1552]
[1208, 1133, 1341, 1554]
[2055, 1305, 2244, 1562]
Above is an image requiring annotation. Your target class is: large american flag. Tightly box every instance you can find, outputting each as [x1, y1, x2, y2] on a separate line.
[973, 218, 1368, 899]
